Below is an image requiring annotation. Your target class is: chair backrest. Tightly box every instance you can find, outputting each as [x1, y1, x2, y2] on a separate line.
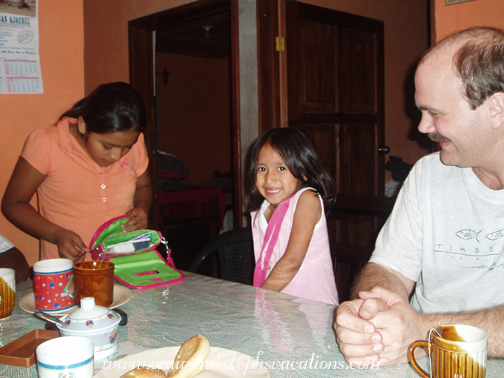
[187, 227, 255, 285]
[328, 194, 395, 301]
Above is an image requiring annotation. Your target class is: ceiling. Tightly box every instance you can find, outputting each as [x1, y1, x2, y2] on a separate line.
[155, 12, 230, 59]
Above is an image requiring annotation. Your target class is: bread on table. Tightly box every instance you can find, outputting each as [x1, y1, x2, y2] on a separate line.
[167, 334, 211, 378]
[120, 366, 167, 378]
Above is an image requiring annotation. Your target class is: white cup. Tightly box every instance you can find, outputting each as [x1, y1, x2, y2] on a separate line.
[0, 268, 16, 320]
[36, 336, 94, 378]
[33, 258, 75, 312]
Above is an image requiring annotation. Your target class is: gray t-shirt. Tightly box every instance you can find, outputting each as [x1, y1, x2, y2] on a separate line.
[370, 152, 504, 313]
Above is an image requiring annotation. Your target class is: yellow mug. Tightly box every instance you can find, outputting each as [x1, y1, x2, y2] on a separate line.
[409, 324, 487, 378]
[0, 268, 16, 320]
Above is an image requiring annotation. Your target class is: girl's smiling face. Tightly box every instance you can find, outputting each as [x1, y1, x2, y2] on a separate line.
[255, 143, 302, 206]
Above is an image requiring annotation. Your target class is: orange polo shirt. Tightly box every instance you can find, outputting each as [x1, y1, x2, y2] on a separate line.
[20, 118, 149, 260]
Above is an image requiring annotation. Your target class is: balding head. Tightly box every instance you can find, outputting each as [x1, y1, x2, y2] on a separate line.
[420, 26, 504, 110]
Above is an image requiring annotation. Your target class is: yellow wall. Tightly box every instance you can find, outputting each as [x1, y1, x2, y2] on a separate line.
[2, 0, 432, 266]
[84, 0, 431, 178]
[0, 0, 84, 266]
[156, 54, 231, 186]
[83, 0, 196, 91]
[434, 0, 504, 41]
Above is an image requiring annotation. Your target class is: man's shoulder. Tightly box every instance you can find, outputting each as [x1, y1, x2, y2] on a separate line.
[402, 152, 467, 194]
[416, 152, 441, 166]
[412, 152, 461, 175]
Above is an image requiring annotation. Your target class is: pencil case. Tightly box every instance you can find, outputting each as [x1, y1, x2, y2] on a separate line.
[89, 216, 184, 289]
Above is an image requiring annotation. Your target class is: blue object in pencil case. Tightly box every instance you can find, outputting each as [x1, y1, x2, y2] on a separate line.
[132, 241, 149, 250]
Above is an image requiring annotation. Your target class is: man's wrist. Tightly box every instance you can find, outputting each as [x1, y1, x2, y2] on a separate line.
[417, 312, 437, 340]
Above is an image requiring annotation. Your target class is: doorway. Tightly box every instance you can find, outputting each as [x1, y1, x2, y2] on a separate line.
[128, 0, 241, 269]
[155, 12, 231, 189]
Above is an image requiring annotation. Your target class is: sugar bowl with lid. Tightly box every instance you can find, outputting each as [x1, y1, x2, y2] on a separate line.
[57, 297, 121, 362]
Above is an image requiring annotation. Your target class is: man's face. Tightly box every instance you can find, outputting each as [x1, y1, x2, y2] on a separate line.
[414, 50, 488, 168]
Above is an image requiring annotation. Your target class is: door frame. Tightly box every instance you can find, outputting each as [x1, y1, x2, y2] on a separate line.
[256, 0, 280, 134]
[128, 0, 242, 229]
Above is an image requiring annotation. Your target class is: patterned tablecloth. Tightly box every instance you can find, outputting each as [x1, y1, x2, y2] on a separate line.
[1, 272, 502, 377]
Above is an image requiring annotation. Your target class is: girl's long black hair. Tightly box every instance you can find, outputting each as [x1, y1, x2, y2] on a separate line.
[245, 127, 335, 213]
[59, 82, 147, 134]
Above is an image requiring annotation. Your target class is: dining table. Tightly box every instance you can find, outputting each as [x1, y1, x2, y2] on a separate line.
[1, 271, 503, 377]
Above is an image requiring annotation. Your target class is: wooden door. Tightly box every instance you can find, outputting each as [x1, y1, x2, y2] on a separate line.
[279, 2, 387, 299]
[285, 2, 385, 198]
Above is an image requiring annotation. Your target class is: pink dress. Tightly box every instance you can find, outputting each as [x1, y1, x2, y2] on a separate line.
[251, 187, 338, 305]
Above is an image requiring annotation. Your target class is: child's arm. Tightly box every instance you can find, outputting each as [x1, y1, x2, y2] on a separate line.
[123, 170, 152, 231]
[1, 157, 88, 261]
[261, 190, 321, 292]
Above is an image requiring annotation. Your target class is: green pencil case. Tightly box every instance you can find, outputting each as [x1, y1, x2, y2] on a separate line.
[89, 216, 184, 289]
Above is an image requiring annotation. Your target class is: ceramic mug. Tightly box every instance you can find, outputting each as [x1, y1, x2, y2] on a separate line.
[36, 336, 94, 378]
[33, 258, 75, 312]
[74, 260, 115, 307]
[0, 268, 16, 320]
[409, 324, 488, 378]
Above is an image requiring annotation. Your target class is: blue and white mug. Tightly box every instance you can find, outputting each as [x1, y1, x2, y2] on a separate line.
[36, 336, 94, 378]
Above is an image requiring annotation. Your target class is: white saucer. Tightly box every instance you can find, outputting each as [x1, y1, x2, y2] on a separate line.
[93, 346, 270, 378]
[19, 284, 132, 314]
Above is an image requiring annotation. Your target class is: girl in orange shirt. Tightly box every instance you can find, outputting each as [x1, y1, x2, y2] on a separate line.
[2, 82, 152, 261]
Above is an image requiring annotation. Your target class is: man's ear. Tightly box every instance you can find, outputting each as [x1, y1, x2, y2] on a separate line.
[488, 93, 504, 129]
[77, 116, 87, 134]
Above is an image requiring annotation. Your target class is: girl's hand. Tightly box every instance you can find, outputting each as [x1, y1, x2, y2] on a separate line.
[123, 207, 148, 231]
[54, 229, 89, 262]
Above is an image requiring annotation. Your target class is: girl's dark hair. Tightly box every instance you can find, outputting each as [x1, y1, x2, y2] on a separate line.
[245, 127, 335, 213]
[59, 82, 147, 134]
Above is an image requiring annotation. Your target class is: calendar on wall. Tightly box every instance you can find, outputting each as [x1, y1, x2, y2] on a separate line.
[0, 0, 42, 94]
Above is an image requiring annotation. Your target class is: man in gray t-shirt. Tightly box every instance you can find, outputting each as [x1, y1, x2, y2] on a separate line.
[334, 26, 504, 366]
[372, 152, 504, 315]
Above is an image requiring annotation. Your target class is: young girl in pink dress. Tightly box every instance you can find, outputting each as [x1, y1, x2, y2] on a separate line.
[245, 128, 338, 305]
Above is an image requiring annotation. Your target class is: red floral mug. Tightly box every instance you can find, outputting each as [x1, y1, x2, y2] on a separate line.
[33, 258, 75, 312]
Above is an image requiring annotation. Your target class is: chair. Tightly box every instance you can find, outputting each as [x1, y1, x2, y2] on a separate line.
[328, 194, 395, 301]
[186, 227, 255, 285]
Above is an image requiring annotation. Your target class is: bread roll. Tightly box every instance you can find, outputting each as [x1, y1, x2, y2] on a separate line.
[167, 335, 210, 378]
[120, 366, 167, 378]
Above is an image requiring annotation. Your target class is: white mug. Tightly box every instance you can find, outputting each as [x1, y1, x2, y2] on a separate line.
[36, 336, 94, 378]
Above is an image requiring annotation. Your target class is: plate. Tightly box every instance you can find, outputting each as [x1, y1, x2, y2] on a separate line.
[93, 346, 270, 378]
[19, 284, 132, 314]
